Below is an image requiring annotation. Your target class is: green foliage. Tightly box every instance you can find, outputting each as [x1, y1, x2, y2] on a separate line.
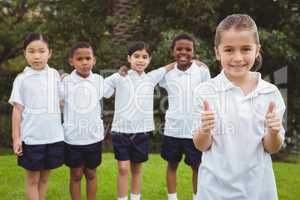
[0, 0, 299, 151]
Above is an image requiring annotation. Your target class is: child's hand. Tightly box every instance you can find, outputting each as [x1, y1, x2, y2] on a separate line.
[13, 138, 23, 156]
[193, 59, 208, 68]
[266, 102, 282, 135]
[118, 65, 129, 76]
[60, 73, 69, 80]
[165, 62, 176, 72]
[201, 100, 215, 135]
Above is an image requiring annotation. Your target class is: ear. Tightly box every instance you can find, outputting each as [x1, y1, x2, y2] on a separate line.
[127, 55, 131, 63]
[48, 49, 52, 59]
[68, 57, 73, 66]
[255, 44, 261, 58]
[93, 56, 96, 65]
[214, 46, 220, 60]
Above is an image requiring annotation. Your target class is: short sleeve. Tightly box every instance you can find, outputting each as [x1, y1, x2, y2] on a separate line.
[202, 67, 211, 82]
[273, 88, 286, 140]
[159, 75, 167, 89]
[59, 79, 66, 100]
[8, 76, 24, 106]
[147, 67, 167, 85]
[103, 73, 119, 98]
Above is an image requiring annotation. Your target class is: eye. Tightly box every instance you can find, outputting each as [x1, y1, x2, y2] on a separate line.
[224, 48, 232, 53]
[242, 47, 252, 52]
[142, 55, 148, 59]
[185, 47, 192, 52]
[133, 54, 140, 59]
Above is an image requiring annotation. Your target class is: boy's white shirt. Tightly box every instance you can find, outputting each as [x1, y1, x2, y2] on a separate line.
[60, 70, 108, 145]
[192, 70, 285, 200]
[159, 61, 211, 138]
[8, 65, 64, 145]
[104, 67, 167, 133]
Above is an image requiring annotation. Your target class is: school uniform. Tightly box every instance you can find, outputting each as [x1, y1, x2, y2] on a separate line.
[8, 65, 64, 170]
[192, 71, 286, 200]
[61, 70, 107, 169]
[104, 67, 167, 162]
[159, 61, 210, 167]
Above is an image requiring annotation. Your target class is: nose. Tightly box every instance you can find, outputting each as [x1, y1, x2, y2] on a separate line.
[33, 52, 41, 59]
[232, 51, 243, 62]
[82, 59, 89, 65]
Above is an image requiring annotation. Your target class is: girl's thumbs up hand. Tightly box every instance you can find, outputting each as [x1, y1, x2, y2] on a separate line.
[266, 101, 282, 135]
[201, 100, 215, 135]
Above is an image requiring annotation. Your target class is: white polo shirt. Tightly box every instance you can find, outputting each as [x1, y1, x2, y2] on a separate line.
[159, 61, 210, 138]
[104, 67, 167, 133]
[61, 70, 107, 145]
[8, 65, 64, 145]
[192, 71, 285, 200]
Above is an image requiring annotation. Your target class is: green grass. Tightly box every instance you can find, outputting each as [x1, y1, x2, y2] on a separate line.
[0, 153, 299, 200]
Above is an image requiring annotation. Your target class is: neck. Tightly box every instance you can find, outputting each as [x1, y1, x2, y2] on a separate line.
[76, 71, 90, 78]
[133, 69, 144, 75]
[177, 62, 192, 71]
[31, 66, 46, 71]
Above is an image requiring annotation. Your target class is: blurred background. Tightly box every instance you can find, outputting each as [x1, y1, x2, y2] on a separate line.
[0, 0, 299, 157]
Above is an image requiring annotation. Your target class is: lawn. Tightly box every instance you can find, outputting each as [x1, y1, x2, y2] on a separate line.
[0, 152, 299, 200]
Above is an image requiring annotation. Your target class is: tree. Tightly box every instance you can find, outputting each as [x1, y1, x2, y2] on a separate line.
[0, 0, 43, 67]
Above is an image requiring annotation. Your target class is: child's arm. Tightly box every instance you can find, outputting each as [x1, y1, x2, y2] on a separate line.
[103, 73, 119, 98]
[193, 100, 214, 151]
[164, 62, 176, 72]
[12, 103, 24, 156]
[262, 102, 284, 154]
[148, 62, 175, 85]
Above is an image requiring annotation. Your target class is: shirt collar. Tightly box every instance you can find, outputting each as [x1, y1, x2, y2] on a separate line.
[216, 70, 276, 94]
[174, 61, 197, 75]
[128, 69, 146, 77]
[71, 70, 93, 82]
[23, 65, 49, 76]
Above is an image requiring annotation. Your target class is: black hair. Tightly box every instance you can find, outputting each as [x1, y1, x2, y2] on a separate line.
[68, 41, 94, 58]
[170, 33, 196, 50]
[128, 41, 151, 56]
[23, 33, 49, 50]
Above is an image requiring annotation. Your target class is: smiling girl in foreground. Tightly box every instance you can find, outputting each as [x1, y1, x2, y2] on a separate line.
[192, 14, 285, 200]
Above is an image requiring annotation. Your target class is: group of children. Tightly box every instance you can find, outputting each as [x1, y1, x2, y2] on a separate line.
[9, 14, 285, 200]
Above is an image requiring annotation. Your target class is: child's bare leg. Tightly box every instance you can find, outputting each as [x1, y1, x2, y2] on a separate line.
[38, 170, 50, 200]
[25, 170, 40, 200]
[130, 162, 142, 194]
[167, 162, 179, 194]
[70, 167, 84, 200]
[191, 166, 199, 194]
[117, 160, 130, 198]
[84, 168, 97, 200]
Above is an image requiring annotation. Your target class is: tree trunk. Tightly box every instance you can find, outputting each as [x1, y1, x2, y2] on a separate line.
[111, 0, 134, 68]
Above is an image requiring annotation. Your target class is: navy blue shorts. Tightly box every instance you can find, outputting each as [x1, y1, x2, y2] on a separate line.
[64, 141, 102, 169]
[160, 136, 202, 167]
[112, 132, 150, 163]
[18, 141, 64, 171]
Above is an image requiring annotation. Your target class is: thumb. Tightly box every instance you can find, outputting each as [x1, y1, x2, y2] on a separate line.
[203, 100, 210, 111]
[267, 101, 275, 114]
